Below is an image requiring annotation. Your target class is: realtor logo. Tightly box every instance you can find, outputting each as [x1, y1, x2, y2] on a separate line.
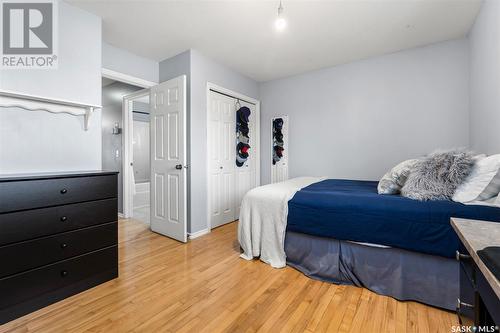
[1, 0, 58, 68]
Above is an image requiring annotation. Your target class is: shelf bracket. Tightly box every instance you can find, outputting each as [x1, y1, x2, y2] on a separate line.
[84, 107, 94, 131]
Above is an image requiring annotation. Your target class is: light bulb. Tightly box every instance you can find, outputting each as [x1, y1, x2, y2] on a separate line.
[275, 17, 286, 31]
[275, 1, 286, 31]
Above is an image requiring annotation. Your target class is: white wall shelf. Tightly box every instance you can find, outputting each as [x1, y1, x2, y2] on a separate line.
[0, 89, 102, 131]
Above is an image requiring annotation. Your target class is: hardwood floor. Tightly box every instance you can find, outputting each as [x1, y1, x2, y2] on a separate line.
[0, 219, 458, 333]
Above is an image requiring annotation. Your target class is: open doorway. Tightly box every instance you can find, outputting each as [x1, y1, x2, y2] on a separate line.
[101, 70, 156, 224]
[121, 88, 150, 223]
[130, 94, 151, 225]
[123, 77, 188, 242]
[109, 74, 187, 242]
[102, 71, 187, 241]
[101, 78, 143, 216]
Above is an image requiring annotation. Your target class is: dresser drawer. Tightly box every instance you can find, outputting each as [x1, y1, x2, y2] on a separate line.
[0, 246, 118, 313]
[457, 242, 475, 286]
[476, 270, 500, 326]
[458, 262, 476, 326]
[0, 198, 117, 246]
[0, 175, 117, 213]
[0, 222, 117, 279]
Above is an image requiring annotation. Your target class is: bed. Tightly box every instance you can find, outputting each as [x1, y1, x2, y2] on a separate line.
[288, 179, 500, 258]
[238, 178, 500, 310]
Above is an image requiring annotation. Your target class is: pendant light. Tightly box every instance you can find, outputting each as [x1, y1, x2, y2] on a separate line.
[275, 0, 286, 31]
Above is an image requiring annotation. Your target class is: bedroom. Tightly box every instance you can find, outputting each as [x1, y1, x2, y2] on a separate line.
[0, 0, 499, 332]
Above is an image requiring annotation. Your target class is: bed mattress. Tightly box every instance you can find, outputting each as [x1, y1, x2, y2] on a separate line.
[287, 179, 500, 258]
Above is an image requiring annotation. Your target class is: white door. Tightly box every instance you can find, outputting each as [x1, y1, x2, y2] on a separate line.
[150, 75, 187, 242]
[209, 92, 237, 228]
[235, 100, 256, 217]
[271, 115, 289, 183]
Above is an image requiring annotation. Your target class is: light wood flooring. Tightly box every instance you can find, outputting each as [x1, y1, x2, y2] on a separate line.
[0, 219, 459, 333]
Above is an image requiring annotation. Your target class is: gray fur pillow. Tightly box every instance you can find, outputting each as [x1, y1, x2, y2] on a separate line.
[401, 150, 475, 201]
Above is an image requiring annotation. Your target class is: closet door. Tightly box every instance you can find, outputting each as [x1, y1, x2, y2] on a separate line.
[235, 101, 256, 217]
[209, 92, 237, 229]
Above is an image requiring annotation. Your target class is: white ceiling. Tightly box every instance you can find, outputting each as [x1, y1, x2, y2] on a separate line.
[69, 0, 482, 82]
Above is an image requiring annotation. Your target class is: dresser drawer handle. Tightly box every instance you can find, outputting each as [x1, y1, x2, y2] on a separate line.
[455, 250, 471, 261]
[60, 216, 68, 222]
[60, 270, 68, 277]
[60, 243, 68, 249]
[60, 188, 68, 194]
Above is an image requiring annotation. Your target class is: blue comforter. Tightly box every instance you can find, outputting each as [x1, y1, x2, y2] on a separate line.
[287, 179, 500, 258]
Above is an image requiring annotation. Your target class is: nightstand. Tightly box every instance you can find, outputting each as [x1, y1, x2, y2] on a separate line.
[451, 218, 500, 330]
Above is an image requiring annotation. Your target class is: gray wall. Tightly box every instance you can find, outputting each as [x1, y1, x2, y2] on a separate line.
[469, 0, 500, 155]
[0, 107, 102, 174]
[0, 2, 102, 174]
[259, 39, 470, 184]
[159, 49, 259, 234]
[103, 42, 159, 84]
[189, 49, 259, 234]
[101, 81, 142, 213]
[159, 50, 191, 83]
[0, 2, 102, 106]
[0, 2, 159, 175]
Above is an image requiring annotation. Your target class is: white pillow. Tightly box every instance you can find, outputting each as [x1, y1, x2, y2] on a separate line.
[463, 195, 499, 207]
[453, 154, 500, 203]
[473, 154, 487, 161]
[377, 159, 419, 195]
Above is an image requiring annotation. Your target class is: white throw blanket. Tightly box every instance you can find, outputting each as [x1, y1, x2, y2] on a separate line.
[238, 177, 325, 268]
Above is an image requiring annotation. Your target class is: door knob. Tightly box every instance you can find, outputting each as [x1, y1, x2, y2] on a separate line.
[220, 166, 223, 169]
[175, 164, 182, 170]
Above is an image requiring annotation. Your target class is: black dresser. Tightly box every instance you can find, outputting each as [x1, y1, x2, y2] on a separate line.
[0, 171, 119, 324]
[452, 218, 500, 331]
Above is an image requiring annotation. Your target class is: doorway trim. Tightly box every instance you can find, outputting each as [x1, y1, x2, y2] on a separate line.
[206, 82, 261, 231]
[102, 68, 157, 89]
[102, 68, 157, 218]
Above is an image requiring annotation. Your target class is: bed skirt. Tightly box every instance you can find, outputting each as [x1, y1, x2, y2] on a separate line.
[284, 231, 458, 310]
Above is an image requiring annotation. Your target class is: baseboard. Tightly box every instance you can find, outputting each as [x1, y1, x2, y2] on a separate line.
[188, 228, 210, 240]
[118, 213, 125, 218]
